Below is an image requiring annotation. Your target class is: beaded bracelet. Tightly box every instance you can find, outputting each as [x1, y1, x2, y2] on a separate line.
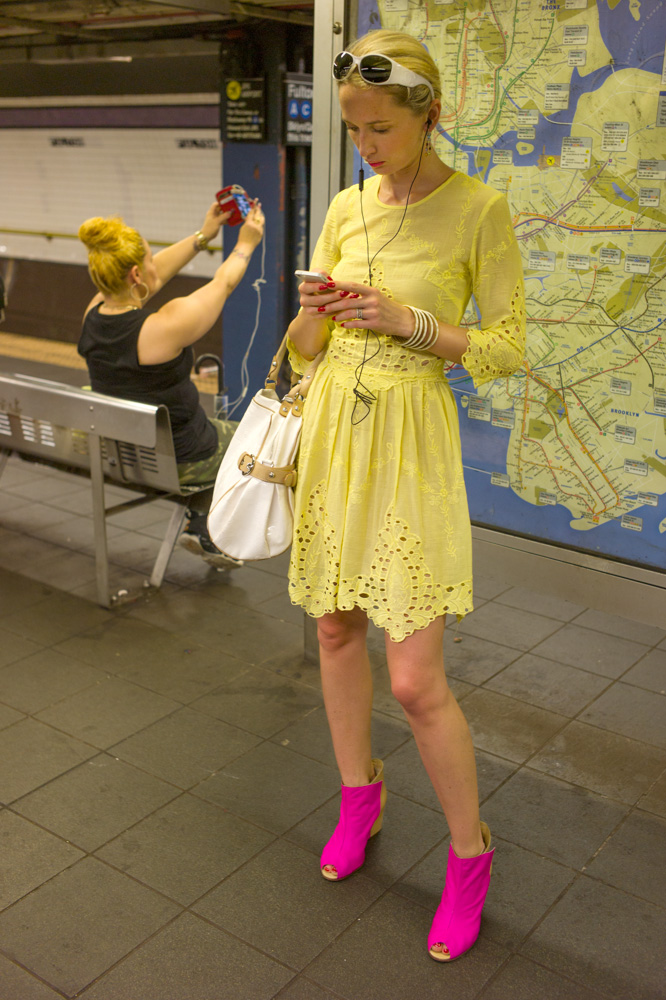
[403, 306, 439, 351]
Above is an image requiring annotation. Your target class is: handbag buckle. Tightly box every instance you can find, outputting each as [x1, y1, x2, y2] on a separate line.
[239, 453, 256, 476]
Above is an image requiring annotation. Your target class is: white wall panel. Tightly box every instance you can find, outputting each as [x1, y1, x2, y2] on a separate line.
[0, 128, 223, 277]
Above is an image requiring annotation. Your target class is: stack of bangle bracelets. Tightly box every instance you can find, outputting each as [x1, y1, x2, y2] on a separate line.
[402, 306, 440, 351]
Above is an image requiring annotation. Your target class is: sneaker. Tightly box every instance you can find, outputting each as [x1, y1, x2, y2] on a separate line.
[180, 513, 243, 570]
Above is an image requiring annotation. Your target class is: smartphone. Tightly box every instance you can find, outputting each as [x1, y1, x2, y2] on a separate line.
[216, 185, 252, 226]
[295, 269, 329, 283]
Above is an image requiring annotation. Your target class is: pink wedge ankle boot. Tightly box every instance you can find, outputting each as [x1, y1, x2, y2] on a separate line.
[428, 821, 494, 962]
[320, 758, 387, 881]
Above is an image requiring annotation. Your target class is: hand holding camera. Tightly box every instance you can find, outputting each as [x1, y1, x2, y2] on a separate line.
[216, 184, 253, 226]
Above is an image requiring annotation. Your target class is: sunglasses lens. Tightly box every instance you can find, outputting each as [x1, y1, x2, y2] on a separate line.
[333, 52, 355, 80]
[359, 54, 393, 83]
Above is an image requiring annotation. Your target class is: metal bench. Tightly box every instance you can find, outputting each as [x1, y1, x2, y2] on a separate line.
[0, 371, 214, 607]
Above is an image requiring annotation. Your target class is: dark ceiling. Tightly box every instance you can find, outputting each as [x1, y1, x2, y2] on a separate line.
[0, 0, 314, 62]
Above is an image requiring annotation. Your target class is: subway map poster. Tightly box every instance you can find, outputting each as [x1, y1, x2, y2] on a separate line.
[360, 0, 666, 571]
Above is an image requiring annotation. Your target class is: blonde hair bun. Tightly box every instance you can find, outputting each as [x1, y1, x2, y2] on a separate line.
[79, 215, 145, 296]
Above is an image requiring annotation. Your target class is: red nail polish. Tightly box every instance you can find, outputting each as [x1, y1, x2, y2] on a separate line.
[327, 282, 336, 289]
[317, 305, 326, 312]
[350, 293, 360, 299]
[339, 290, 349, 297]
[318, 284, 328, 291]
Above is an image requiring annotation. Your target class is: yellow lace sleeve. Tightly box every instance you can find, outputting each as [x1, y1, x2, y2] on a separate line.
[309, 190, 343, 280]
[286, 334, 312, 378]
[461, 193, 526, 387]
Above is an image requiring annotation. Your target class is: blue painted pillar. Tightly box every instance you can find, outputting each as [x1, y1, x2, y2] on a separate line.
[221, 142, 286, 413]
[218, 24, 299, 413]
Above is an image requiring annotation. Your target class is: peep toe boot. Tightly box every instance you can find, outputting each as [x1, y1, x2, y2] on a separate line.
[320, 758, 387, 881]
[428, 821, 494, 962]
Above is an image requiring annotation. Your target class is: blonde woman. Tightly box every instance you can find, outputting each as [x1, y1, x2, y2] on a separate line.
[287, 30, 525, 961]
[78, 199, 264, 568]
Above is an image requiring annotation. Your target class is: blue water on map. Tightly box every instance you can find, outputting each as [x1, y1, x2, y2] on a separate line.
[597, 1, 666, 72]
[458, 412, 666, 569]
[612, 182, 633, 201]
[449, 63, 614, 177]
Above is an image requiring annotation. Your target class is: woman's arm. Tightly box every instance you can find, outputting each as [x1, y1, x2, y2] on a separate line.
[303, 279, 472, 362]
[287, 191, 343, 364]
[136, 202, 264, 365]
[150, 202, 230, 291]
[286, 273, 335, 360]
[309, 194, 525, 381]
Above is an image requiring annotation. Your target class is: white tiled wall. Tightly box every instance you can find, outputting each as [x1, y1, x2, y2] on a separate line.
[0, 128, 223, 277]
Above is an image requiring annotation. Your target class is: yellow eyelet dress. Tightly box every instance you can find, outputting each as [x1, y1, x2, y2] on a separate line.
[288, 171, 526, 643]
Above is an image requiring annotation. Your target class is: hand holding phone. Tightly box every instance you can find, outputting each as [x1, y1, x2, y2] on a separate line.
[295, 269, 329, 284]
[216, 185, 253, 226]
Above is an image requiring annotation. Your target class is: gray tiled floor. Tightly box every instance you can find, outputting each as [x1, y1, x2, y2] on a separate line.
[0, 451, 665, 999]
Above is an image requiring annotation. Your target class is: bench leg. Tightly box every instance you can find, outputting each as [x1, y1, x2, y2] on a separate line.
[0, 449, 9, 479]
[89, 433, 111, 608]
[149, 503, 187, 589]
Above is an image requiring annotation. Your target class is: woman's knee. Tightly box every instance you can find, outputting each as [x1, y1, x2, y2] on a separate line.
[390, 663, 451, 716]
[317, 608, 368, 653]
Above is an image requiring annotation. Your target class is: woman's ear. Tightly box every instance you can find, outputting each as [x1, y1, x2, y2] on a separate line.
[427, 100, 442, 128]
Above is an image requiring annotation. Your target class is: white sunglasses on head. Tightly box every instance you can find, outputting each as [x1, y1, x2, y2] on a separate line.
[333, 51, 434, 99]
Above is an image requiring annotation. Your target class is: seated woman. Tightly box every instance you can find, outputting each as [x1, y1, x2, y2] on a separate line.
[78, 198, 264, 569]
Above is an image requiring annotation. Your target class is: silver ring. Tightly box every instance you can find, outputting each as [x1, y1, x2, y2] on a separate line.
[356, 307, 363, 320]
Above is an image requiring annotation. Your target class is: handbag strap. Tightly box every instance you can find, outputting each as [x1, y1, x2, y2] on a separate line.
[238, 451, 297, 488]
[265, 332, 326, 419]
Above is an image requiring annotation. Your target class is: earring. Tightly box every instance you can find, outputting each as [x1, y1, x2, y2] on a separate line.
[130, 281, 149, 304]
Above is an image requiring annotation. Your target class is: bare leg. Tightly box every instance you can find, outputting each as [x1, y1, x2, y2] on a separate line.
[317, 607, 374, 786]
[317, 607, 375, 879]
[386, 616, 484, 957]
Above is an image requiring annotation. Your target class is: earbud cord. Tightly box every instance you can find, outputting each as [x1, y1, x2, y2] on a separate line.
[351, 124, 430, 425]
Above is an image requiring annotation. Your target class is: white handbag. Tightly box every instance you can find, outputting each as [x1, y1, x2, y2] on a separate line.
[207, 335, 325, 561]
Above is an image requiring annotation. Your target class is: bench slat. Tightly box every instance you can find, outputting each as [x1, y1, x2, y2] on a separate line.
[0, 373, 160, 447]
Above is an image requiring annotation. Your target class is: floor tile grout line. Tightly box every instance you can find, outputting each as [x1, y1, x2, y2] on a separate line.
[5, 731, 301, 852]
[508, 867, 588, 960]
[483, 669, 666, 761]
[518, 761, 651, 813]
[6, 777, 320, 917]
[0, 661, 140, 719]
[294, 883, 406, 982]
[6, 781, 188, 864]
[0, 952, 72, 1000]
[273, 974, 349, 1000]
[566, 695, 666, 754]
[639, 760, 666, 804]
[476, 944, 618, 1000]
[579, 854, 666, 911]
[560, 607, 666, 650]
[90, 822, 283, 915]
[66, 910, 192, 998]
[475, 641, 657, 686]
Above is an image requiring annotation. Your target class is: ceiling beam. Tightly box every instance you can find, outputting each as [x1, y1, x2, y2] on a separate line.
[0, 12, 101, 42]
[155, 0, 313, 25]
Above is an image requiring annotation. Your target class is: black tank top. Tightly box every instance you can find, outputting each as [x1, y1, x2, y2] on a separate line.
[78, 305, 217, 463]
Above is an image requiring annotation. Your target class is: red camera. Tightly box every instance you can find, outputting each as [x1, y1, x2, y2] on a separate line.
[216, 185, 253, 226]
